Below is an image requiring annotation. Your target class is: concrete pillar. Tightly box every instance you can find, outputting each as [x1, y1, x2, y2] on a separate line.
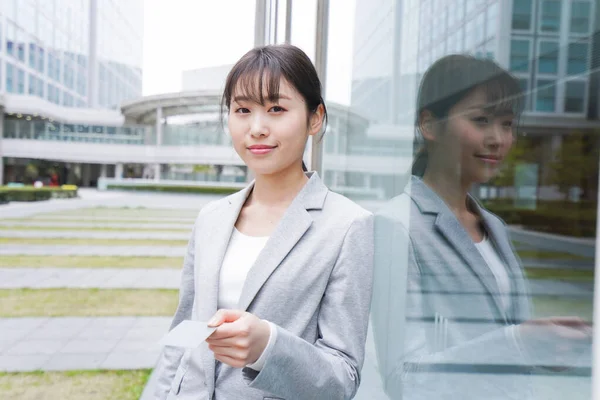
[155, 107, 163, 146]
[153, 164, 160, 182]
[0, 109, 4, 185]
[115, 163, 123, 180]
[82, 163, 91, 187]
[100, 164, 107, 178]
[88, 0, 98, 107]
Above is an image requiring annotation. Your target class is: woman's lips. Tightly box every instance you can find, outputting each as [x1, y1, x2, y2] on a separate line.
[248, 145, 277, 155]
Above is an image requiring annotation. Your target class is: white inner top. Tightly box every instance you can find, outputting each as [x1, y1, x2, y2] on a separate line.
[218, 228, 270, 310]
[474, 235, 512, 312]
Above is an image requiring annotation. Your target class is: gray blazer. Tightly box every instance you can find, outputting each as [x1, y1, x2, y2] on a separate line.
[371, 176, 533, 399]
[154, 172, 374, 400]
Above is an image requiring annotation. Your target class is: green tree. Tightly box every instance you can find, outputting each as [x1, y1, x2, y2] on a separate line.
[550, 132, 599, 201]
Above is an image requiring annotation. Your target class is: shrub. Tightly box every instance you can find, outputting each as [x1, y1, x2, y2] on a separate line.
[106, 184, 240, 195]
[0, 186, 78, 202]
[483, 200, 597, 238]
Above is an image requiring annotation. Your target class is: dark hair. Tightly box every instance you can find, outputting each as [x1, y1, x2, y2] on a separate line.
[221, 44, 328, 172]
[412, 54, 524, 177]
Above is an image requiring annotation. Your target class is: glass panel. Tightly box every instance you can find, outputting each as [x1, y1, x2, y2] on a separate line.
[28, 74, 36, 95]
[540, 0, 561, 32]
[538, 41, 559, 74]
[565, 81, 586, 112]
[5, 63, 14, 93]
[28, 43, 36, 68]
[319, 2, 596, 399]
[512, 0, 532, 30]
[17, 68, 24, 94]
[568, 42, 589, 75]
[570, 1, 591, 34]
[536, 79, 556, 111]
[510, 39, 530, 72]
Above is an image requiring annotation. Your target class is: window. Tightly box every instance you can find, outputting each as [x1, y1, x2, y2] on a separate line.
[17, 43, 25, 62]
[6, 63, 14, 93]
[29, 43, 36, 68]
[538, 41, 559, 74]
[570, 1, 591, 34]
[540, 0, 561, 32]
[510, 39, 530, 72]
[486, 2, 498, 39]
[568, 42, 589, 75]
[28, 74, 36, 95]
[512, 0, 532, 30]
[17, 68, 24, 94]
[565, 81, 586, 112]
[535, 79, 556, 111]
[518, 78, 531, 110]
[37, 47, 44, 73]
[48, 52, 55, 81]
[36, 76, 44, 97]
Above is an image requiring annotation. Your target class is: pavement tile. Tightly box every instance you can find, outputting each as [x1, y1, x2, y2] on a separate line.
[60, 338, 120, 354]
[0, 354, 51, 372]
[43, 353, 107, 371]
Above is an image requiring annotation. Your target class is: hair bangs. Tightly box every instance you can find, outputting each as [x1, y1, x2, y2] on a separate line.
[223, 50, 284, 109]
[479, 72, 524, 117]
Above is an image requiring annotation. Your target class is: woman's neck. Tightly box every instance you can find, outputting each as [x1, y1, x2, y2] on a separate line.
[422, 166, 472, 216]
[250, 165, 308, 207]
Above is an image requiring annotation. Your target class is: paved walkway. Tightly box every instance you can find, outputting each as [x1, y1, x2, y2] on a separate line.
[0, 220, 192, 230]
[0, 267, 591, 297]
[0, 245, 186, 257]
[0, 316, 170, 372]
[0, 268, 181, 289]
[29, 215, 195, 222]
[0, 230, 191, 240]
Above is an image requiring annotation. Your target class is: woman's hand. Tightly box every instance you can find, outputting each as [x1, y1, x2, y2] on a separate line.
[517, 316, 592, 369]
[206, 309, 271, 368]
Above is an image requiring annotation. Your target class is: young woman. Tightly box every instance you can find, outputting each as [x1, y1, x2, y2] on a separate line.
[371, 54, 592, 399]
[155, 44, 374, 400]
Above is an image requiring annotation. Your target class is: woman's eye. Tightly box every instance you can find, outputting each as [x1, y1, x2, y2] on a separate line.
[502, 121, 514, 128]
[235, 108, 250, 114]
[472, 116, 489, 125]
[270, 106, 285, 112]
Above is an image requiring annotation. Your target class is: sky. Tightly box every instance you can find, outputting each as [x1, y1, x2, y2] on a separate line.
[142, 0, 356, 105]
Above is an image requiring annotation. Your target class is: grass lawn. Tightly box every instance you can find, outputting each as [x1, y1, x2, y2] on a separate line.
[0, 224, 191, 232]
[0, 289, 178, 317]
[0, 370, 151, 400]
[533, 296, 594, 322]
[517, 249, 592, 261]
[0, 238, 188, 246]
[0, 255, 183, 268]
[42, 207, 199, 219]
[525, 268, 595, 282]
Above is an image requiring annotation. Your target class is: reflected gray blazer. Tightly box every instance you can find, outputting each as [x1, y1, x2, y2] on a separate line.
[371, 176, 533, 399]
[154, 172, 374, 400]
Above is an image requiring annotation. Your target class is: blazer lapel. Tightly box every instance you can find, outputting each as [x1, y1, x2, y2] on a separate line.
[407, 177, 507, 320]
[237, 172, 327, 311]
[195, 185, 252, 395]
[478, 208, 530, 322]
[434, 212, 507, 320]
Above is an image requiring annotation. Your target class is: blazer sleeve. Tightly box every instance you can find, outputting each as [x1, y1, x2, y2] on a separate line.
[153, 221, 197, 400]
[371, 212, 530, 400]
[241, 212, 375, 400]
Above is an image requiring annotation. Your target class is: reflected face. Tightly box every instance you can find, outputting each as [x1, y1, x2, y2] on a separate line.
[227, 78, 321, 176]
[433, 88, 516, 184]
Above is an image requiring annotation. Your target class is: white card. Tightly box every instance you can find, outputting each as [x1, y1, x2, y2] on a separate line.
[159, 320, 216, 348]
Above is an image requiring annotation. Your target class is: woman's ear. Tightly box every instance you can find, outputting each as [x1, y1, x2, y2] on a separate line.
[419, 110, 438, 142]
[308, 104, 325, 136]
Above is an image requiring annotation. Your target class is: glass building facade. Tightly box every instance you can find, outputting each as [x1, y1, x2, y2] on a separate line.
[258, 0, 599, 398]
[0, 0, 143, 110]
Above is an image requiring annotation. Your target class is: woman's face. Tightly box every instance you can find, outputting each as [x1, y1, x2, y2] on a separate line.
[228, 77, 323, 177]
[425, 87, 516, 184]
